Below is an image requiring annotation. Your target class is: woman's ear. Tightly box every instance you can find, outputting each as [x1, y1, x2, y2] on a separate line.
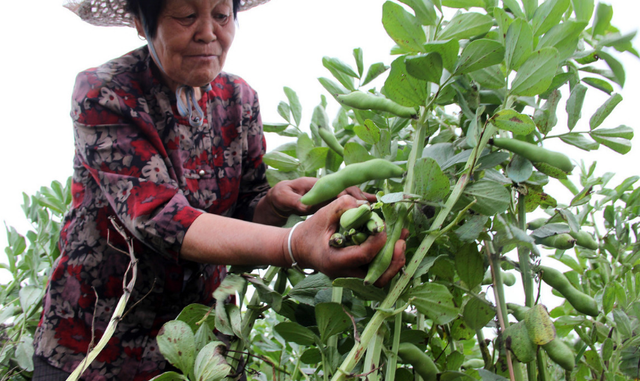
[133, 18, 146, 39]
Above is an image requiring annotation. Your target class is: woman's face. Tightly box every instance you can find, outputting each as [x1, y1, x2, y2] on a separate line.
[137, 0, 236, 91]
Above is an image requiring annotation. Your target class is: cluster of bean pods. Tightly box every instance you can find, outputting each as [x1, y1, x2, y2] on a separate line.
[329, 203, 385, 248]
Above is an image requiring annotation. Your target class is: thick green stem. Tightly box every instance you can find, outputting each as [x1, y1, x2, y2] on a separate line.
[517, 194, 537, 381]
[384, 312, 403, 381]
[228, 266, 280, 373]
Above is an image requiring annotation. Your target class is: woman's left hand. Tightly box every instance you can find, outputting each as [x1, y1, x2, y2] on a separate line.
[266, 177, 376, 218]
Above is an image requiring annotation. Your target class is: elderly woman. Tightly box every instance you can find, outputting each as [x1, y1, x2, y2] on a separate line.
[32, 0, 407, 379]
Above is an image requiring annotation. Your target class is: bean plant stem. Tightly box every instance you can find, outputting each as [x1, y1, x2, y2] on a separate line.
[384, 312, 403, 381]
[517, 193, 537, 381]
[228, 266, 280, 373]
[331, 123, 496, 381]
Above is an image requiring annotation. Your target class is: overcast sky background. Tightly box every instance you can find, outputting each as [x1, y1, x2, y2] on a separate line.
[1, 0, 639, 282]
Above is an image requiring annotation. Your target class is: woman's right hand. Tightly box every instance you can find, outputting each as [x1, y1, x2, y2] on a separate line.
[287, 195, 407, 287]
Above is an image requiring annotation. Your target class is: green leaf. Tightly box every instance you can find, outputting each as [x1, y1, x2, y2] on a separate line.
[316, 302, 352, 343]
[612, 309, 632, 338]
[442, 0, 484, 8]
[463, 295, 495, 330]
[323, 56, 359, 79]
[439, 12, 494, 41]
[262, 151, 299, 172]
[194, 324, 216, 355]
[193, 342, 231, 381]
[524, 304, 556, 345]
[455, 244, 484, 289]
[332, 278, 386, 301]
[582, 76, 614, 94]
[384, 56, 428, 108]
[405, 53, 443, 83]
[343, 142, 375, 165]
[591, 125, 634, 140]
[597, 51, 626, 87]
[354, 120, 381, 145]
[590, 134, 632, 154]
[490, 109, 536, 135]
[566, 83, 588, 130]
[274, 322, 319, 346]
[19, 285, 42, 312]
[246, 275, 283, 312]
[589, 93, 623, 130]
[571, 0, 594, 22]
[415, 157, 450, 202]
[157, 321, 196, 376]
[560, 133, 600, 151]
[318, 77, 349, 97]
[505, 18, 533, 72]
[599, 31, 638, 49]
[15, 336, 34, 372]
[503, 321, 536, 362]
[407, 282, 459, 325]
[470, 65, 506, 89]
[362, 62, 390, 86]
[531, 0, 570, 36]
[284, 87, 302, 127]
[522, 0, 538, 20]
[510, 47, 560, 96]
[303, 147, 330, 173]
[176, 304, 217, 333]
[506, 154, 533, 183]
[398, 0, 438, 26]
[353, 48, 364, 77]
[382, 1, 426, 52]
[262, 122, 289, 133]
[456, 215, 489, 242]
[461, 179, 511, 215]
[454, 39, 505, 75]
[423, 40, 460, 72]
[591, 2, 613, 37]
[537, 21, 588, 62]
[149, 372, 190, 381]
[501, 0, 525, 20]
[533, 89, 561, 135]
[288, 273, 333, 305]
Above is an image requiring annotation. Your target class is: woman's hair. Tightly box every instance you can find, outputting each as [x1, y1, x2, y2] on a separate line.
[126, 0, 241, 39]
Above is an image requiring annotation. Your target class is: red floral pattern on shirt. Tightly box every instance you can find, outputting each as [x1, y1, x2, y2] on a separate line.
[33, 46, 268, 380]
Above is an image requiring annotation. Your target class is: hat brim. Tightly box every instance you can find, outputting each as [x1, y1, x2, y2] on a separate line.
[64, 0, 270, 27]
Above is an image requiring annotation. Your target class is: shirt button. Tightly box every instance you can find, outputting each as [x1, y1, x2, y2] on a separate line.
[199, 170, 206, 176]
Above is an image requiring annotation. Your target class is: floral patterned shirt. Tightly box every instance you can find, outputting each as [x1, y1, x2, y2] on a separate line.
[33, 46, 268, 380]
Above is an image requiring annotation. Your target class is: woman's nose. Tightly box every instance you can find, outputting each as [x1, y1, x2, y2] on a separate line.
[194, 18, 218, 43]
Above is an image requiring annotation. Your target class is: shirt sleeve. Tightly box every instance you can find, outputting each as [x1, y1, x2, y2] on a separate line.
[71, 70, 203, 261]
[230, 84, 269, 222]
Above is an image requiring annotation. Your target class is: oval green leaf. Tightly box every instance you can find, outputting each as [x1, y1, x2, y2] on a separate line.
[491, 109, 536, 135]
[454, 39, 506, 75]
[439, 12, 494, 41]
[407, 282, 459, 325]
[510, 47, 560, 96]
[382, 1, 426, 52]
[405, 53, 443, 83]
[505, 18, 533, 72]
[156, 321, 196, 376]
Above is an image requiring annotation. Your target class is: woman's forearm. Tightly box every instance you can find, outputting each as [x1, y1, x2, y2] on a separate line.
[181, 213, 291, 267]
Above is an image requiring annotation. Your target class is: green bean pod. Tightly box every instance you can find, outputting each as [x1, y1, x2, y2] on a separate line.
[340, 204, 372, 230]
[536, 233, 576, 250]
[318, 127, 345, 157]
[300, 159, 405, 206]
[542, 338, 575, 371]
[570, 230, 598, 250]
[366, 212, 385, 234]
[506, 303, 531, 322]
[364, 208, 407, 285]
[397, 343, 438, 381]
[350, 232, 369, 245]
[491, 137, 574, 173]
[329, 233, 346, 248]
[337, 91, 418, 119]
[539, 266, 599, 317]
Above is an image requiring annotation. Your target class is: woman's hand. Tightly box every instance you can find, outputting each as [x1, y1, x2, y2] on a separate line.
[288, 195, 407, 287]
[266, 177, 377, 218]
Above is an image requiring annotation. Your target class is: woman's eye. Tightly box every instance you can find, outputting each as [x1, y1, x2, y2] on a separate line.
[214, 13, 230, 24]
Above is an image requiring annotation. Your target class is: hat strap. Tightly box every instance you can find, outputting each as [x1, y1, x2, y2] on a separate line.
[140, 9, 211, 128]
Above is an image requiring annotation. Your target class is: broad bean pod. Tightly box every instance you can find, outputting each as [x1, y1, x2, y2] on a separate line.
[336, 91, 418, 119]
[491, 137, 574, 173]
[300, 159, 405, 206]
[539, 266, 599, 317]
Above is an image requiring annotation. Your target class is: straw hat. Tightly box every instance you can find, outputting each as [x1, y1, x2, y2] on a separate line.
[64, 0, 271, 27]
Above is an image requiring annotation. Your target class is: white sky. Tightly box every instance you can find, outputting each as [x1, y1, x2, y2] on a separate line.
[1, 0, 639, 271]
